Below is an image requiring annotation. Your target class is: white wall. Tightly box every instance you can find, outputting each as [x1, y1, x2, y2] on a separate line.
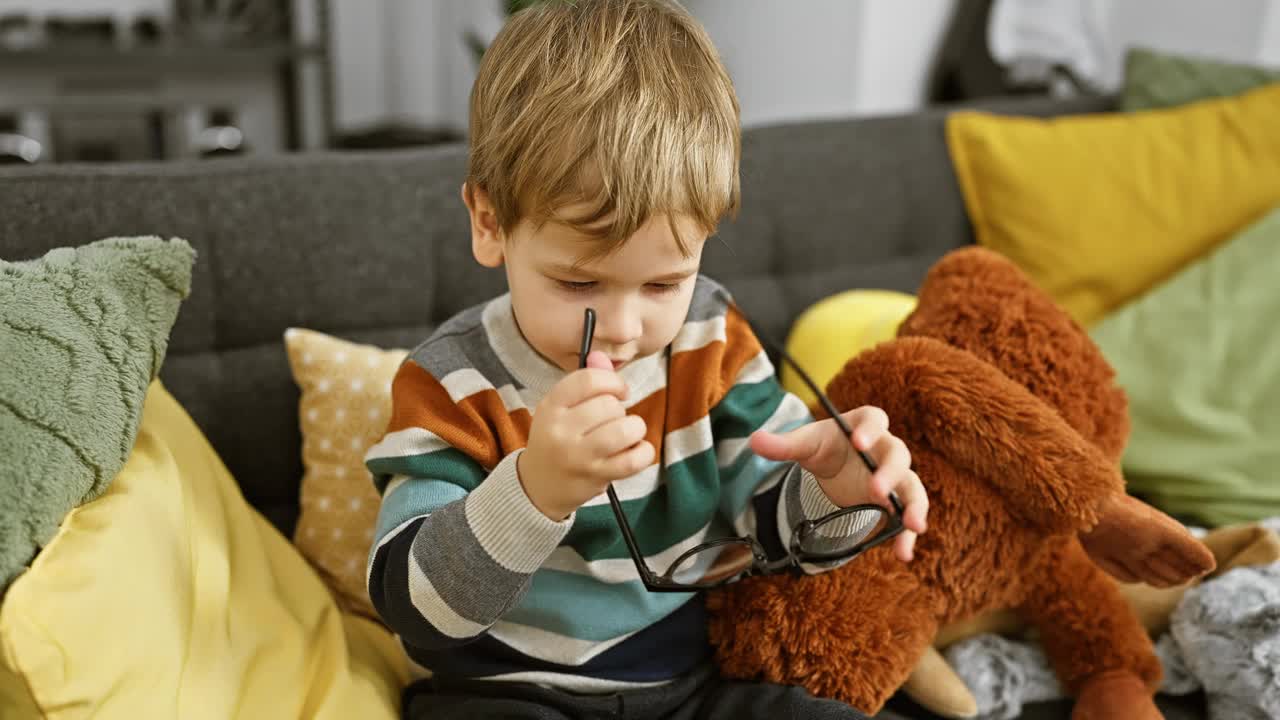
[434, 0, 506, 132]
[329, 0, 503, 132]
[988, 0, 1280, 91]
[1103, 0, 1277, 86]
[853, 1, 958, 117]
[328, 0, 390, 130]
[384, 0, 446, 128]
[691, 1, 962, 124]
[684, 0, 1279, 121]
[693, 0, 958, 126]
[327, 0, 958, 133]
[688, 0, 863, 127]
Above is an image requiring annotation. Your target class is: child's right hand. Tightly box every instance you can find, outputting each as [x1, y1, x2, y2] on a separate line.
[518, 351, 655, 521]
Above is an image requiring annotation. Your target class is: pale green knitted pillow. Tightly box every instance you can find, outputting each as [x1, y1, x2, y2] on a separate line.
[1122, 47, 1280, 111]
[1091, 208, 1280, 526]
[0, 237, 194, 590]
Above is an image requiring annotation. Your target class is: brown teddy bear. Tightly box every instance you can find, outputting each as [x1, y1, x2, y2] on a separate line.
[706, 247, 1216, 719]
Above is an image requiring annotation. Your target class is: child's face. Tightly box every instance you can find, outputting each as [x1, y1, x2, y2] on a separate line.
[466, 187, 705, 373]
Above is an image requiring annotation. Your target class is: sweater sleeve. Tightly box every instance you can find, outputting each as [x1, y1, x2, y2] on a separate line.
[709, 306, 879, 574]
[364, 359, 571, 648]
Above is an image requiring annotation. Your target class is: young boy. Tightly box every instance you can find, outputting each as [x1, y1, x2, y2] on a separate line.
[364, 1, 928, 717]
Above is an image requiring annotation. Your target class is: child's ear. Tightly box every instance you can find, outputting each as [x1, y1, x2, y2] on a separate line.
[462, 182, 504, 268]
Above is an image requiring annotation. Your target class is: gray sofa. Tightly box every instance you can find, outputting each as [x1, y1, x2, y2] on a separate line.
[0, 95, 1206, 720]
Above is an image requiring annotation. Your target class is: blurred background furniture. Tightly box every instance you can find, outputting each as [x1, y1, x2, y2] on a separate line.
[0, 0, 330, 163]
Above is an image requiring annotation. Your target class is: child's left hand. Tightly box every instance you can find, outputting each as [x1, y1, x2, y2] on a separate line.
[749, 406, 928, 562]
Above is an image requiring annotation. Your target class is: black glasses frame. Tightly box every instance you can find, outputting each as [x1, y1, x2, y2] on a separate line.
[579, 306, 905, 593]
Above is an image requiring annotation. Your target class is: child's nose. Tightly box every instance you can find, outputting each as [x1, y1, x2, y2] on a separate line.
[595, 301, 643, 347]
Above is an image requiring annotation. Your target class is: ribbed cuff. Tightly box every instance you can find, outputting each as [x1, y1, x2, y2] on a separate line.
[464, 450, 573, 574]
[798, 469, 881, 539]
[798, 469, 844, 519]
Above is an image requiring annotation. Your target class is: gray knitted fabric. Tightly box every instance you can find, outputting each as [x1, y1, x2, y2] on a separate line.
[946, 633, 1203, 720]
[948, 554, 1280, 720]
[945, 635, 1062, 720]
[1155, 632, 1200, 696]
[1171, 563, 1280, 720]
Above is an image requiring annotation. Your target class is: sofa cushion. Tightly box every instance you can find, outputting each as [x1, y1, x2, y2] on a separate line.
[780, 290, 917, 412]
[1122, 47, 1280, 112]
[285, 327, 407, 622]
[947, 82, 1280, 326]
[0, 236, 193, 589]
[1091, 206, 1280, 526]
[0, 381, 408, 719]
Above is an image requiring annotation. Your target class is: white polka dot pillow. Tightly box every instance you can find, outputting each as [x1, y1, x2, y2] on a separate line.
[283, 327, 407, 621]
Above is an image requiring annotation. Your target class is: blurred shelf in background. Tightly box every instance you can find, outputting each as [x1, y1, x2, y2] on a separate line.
[0, 43, 325, 69]
[0, 0, 332, 164]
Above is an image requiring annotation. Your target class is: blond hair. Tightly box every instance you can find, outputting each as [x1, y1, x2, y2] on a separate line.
[467, 0, 740, 261]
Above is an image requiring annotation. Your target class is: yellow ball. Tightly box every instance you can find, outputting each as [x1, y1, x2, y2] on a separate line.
[780, 290, 918, 411]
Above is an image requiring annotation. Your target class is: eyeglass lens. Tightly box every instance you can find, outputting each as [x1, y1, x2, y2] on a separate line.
[797, 506, 890, 555]
[665, 540, 758, 586]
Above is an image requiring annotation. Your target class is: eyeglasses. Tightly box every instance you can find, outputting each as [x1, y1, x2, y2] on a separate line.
[580, 306, 905, 593]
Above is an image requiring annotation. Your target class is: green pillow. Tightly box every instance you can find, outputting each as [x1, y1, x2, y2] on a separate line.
[1091, 207, 1280, 526]
[1122, 47, 1280, 111]
[0, 237, 194, 590]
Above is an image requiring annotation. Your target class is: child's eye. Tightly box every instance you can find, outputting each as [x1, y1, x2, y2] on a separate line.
[646, 282, 681, 294]
[556, 280, 597, 293]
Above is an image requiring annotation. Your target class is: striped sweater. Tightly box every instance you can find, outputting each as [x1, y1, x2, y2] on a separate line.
[364, 275, 856, 692]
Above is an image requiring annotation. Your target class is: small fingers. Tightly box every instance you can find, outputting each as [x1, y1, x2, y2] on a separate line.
[895, 470, 929, 535]
[586, 414, 648, 461]
[868, 435, 911, 498]
[843, 406, 890, 449]
[584, 350, 613, 371]
[750, 423, 829, 469]
[597, 440, 656, 480]
[894, 530, 917, 563]
[555, 368, 628, 407]
[565, 394, 627, 436]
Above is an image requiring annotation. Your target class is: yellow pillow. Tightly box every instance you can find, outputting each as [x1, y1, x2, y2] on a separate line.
[0, 381, 408, 719]
[781, 290, 917, 411]
[284, 328, 407, 622]
[947, 82, 1280, 326]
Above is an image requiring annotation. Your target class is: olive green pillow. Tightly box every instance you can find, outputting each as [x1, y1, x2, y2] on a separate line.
[1123, 47, 1280, 111]
[1091, 207, 1280, 526]
[0, 237, 194, 590]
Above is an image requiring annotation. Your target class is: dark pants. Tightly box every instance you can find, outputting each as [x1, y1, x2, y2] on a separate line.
[403, 663, 910, 720]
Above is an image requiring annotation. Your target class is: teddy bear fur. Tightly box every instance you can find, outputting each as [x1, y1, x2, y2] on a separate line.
[706, 247, 1207, 718]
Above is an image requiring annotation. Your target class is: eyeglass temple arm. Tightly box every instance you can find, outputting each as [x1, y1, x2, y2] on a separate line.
[605, 484, 664, 583]
[740, 307, 905, 516]
[581, 309, 665, 584]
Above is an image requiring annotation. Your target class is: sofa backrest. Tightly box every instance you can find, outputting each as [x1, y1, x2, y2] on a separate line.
[0, 95, 1111, 535]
